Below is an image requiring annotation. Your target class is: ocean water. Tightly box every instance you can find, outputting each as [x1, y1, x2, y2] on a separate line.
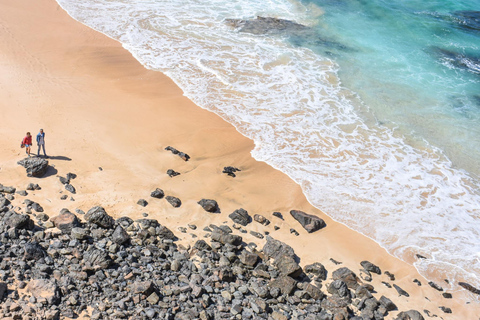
[56, 0, 480, 298]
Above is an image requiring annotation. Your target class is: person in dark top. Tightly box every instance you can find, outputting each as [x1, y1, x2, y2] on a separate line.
[36, 129, 47, 157]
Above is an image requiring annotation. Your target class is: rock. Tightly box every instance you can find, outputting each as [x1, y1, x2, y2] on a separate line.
[304, 262, 327, 280]
[211, 229, 242, 246]
[439, 306, 452, 313]
[147, 292, 160, 304]
[165, 146, 190, 161]
[442, 292, 452, 299]
[16, 190, 27, 196]
[1, 185, 16, 193]
[50, 209, 80, 233]
[271, 311, 289, 320]
[166, 169, 180, 177]
[262, 235, 296, 261]
[272, 212, 283, 219]
[133, 281, 155, 295]
[4, 212, 34, 230]
[197, 199, 219, 213]
[85, 206, 115, 229]
[222, 166, 241, 177]
[218, 268, 235, 282]
[157, 225, 175, 239]
[137, 199, 148, 207]
[117, 216, 134, 227]
[83, 248, 112, 270]
[332, 267, 361, 290]
[327, 280, 350, 298]
[290, 210, 326, 233]
[65, 184, 76, 194]
[0, 282, 7, 301]
[413, 279, 421, 286]
[253, 214, 270, 225]
[385, 271, 395, 281]
[249, 231, 263, 239]
[112, 225, 130, 244]
[31, 202, 44, 212]
[360, 261, 381, 275]
[393, 284, 410, 297]
[239, 250, 258, 267]
[26, 183, 40, 190]
[166, 196, 181, 208]
[150, 188, 165, 199]
[193, 240, 212, 251]
[59, 176, 70, 185]
[274, 254, 302, 277]
[379, 296, 397, 311]
[355, 286, 373, 300]
[458, 282, 480, 295]
[71, 227, 89, 240]
[24, 242, 47, 260]
[269, 275, 297, 295]
[17, 158, 49, 177]
[428, 281, 443, 291]
[304, 283, 324, 300]
[394, 310, 424, 320]
[229, 209, 253, 227]
[27, 279, 61, 305]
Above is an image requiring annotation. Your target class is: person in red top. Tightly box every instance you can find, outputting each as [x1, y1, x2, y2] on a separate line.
[22, 132, 32, 157]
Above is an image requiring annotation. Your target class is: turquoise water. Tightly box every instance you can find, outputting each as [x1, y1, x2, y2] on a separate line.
[296, 0, 480, 175]
[56, 0, 480, 299]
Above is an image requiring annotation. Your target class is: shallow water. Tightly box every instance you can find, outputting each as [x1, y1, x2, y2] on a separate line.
[56, 0, 480, 298]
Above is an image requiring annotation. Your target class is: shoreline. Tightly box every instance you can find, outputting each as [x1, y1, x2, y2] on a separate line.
[0, 0, 478, 318]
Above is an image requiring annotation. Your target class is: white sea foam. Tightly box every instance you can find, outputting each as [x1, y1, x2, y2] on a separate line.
[57, 0, 480, 296]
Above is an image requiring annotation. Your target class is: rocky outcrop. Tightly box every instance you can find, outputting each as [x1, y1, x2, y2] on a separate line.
[228, 208, 251, 226]
[289, 210, 326, 233]
[85, 206, 115, 229]
[17, 158, 49, 177]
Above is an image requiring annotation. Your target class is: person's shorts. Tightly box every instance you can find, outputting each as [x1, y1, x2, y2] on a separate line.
[25, 144, 31, 147]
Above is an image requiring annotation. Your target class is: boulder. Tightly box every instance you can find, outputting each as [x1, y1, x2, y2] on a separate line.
[253, 214, 270, 225]
[85, 206, 115, 229]
[393, 284, 409, 297]
[394, 310, 424, 320]
[133, 281, 155, 295]
[289, 210, 326, 233]
[4, 212, 34, 230]
[269, 275, 297, 295]
[360, 261, 381, 275]
[137, 199, 148, 207]
[71, 227, 89, 240]
[17, 157, 49, 177]
[112, 225, 130, 245]
[65, 184, 76, 194]
[211, 229, 242, 246]
[304, 262, 327, 280]
[222, 166, 241, 177]
[166, 169, 180, 177]
[26, 183, 40, 190]
[197, 199, 219, 213]
[193, 240, 212, 251]
[262, 235, 296, 261]
[27, 279, 61, 305]
[229, 208, 251, 226]
[50, 209, 80, 233]
[239, 250, 259, 267]
[379, 295, 397, 311]
[24, 242, 46, 261]
[166, 196, 181, 208]
[428, 281, 443, 291]
[274, 254, 302, 277]
[327, 280, 350, 299]
[157, 225, 175, 240]
[458, 282, 480, 295]
[83, 248, 112, 270]
[150, 188, 164, 199]
[332, 267, 361, 290]
[303, 283, 324, 300]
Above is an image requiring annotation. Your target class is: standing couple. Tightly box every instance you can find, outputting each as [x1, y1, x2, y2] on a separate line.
[22, 129, 47, 158]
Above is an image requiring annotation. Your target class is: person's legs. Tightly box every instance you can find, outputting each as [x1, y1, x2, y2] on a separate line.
[42, 144, 47, 156]
[26, 145, 31, 157]
[37, 144, 41, 156]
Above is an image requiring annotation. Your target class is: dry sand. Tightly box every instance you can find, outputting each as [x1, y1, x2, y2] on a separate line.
[0, 0, 478, 318]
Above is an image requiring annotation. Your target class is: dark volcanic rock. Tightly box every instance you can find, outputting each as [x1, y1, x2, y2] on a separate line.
[253, 214, 270, 225]
[225, 16, 308, 35]
[133, 281, 156, 295]
[379, 295, 397, 311]
[157, 225, 175, 239]
[59, 176, 70, 185]
[193, 239, 212, 251]
[394, 310, 424, 320]
[166, 196, 181, 208]
[458, 281, 480, 295]
[150, 188, 165, 199]
[65, 184, 76, 194]
[26, 183, 40, 190]
[393, 284, 410, 297]
[211, 229, 242, 246]
[439, 306, 452, 313]
[250, 230, 264, 239]
[274, 254, 302, 277]
[165, 146, 190, 161]
[137, 199, 148, 207]
[166, 169, 180, 177]
[197, 199, 219, 213]
[239, 250, 259, 267]
[304, 262, 327, 280]
[0, 282, 6, 301]
[112, 225, 130, 244]
[50, 209, 80, 233]
[428, 281, 443, 291]
[360, 261, 381, 275]
[229, 208, 251, 226]
[272, 211, 283, 219]
[24, 242, 47, 261]
[17, 157, 49, 177]
[269, 275, 297, 295]
[4, 212, 34, 230]
[27, 279, 61, 305]
[85, 206, 115, 229]
[263, 235, 296, 261]
[222, 166, 241, 177]
[83, 248, 112, 270]
[332, 267, 361, 290]
[290, 210, 326, 233]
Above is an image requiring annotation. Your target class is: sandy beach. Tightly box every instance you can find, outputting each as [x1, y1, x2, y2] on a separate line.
[0, 0, 478, 318]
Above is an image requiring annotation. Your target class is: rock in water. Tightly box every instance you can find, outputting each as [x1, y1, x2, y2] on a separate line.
[228, 208, 251, 226]
[458, 282, 480, 295]
[289, 210, 326, 233]
[85, 206, 115, 229]
[17, 157, 49, 177]
[197, 199, 219, 213]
